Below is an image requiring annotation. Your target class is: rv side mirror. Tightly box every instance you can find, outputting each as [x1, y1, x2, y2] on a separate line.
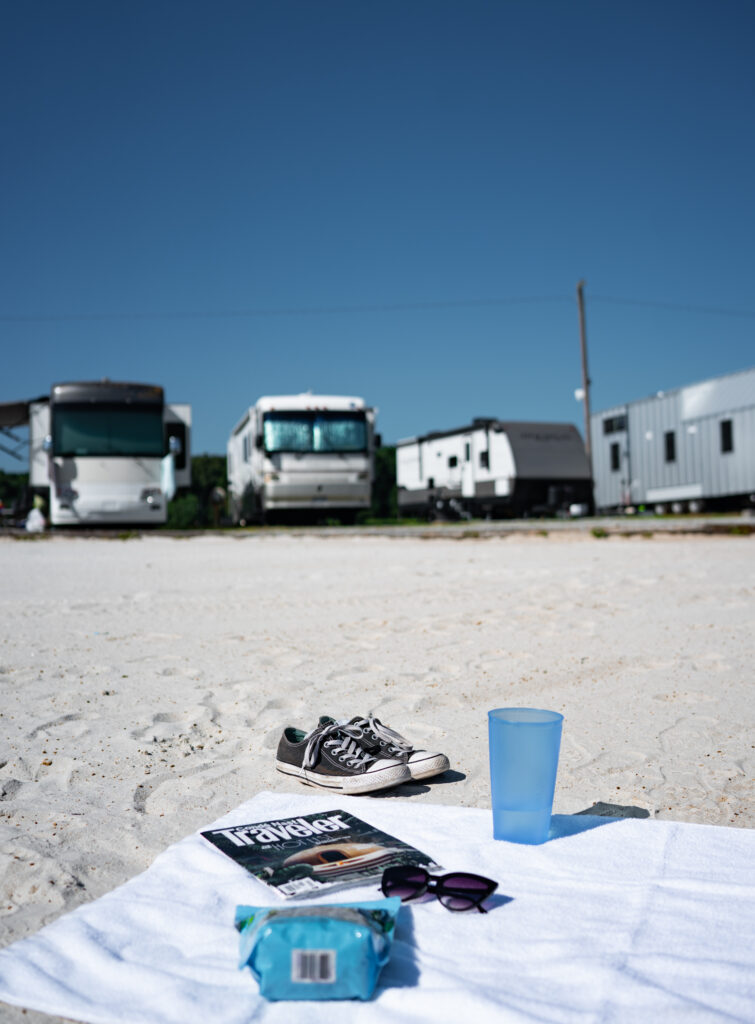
[42, 435, 53, 453]
[374, 433, 382, 448]
[168, 435, 182, 455]
[255, 435, 263, 450]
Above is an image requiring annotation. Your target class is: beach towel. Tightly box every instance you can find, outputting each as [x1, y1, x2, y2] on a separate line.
[0, 791, 753, 1023]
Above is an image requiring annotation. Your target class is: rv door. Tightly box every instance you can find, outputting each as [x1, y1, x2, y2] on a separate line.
[461, 434, 475, 498]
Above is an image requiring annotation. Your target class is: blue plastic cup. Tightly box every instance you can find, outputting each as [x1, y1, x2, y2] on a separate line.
[488, 708, 564, 844]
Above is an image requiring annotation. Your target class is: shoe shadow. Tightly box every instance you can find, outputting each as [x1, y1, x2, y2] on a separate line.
[367, 784, 431, 798]
[425, 769, 466, 785]
[366, 769, 466, 799]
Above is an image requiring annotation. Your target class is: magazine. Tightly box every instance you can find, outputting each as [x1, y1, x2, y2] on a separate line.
[201, 809, 441, 899]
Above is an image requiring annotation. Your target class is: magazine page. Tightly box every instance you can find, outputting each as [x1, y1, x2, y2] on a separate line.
[201, 809, 441, 899]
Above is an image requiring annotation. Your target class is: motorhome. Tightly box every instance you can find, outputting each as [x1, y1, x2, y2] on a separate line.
[227, 394, 378, 523]
[396, 418, 593, 519]
[1, 380, 191, 526]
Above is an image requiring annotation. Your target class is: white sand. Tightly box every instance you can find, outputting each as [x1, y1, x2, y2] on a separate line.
[0, 531, 753, 1021]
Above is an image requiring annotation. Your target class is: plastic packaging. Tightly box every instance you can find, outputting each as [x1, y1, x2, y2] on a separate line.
[235, 897, 401, 1001]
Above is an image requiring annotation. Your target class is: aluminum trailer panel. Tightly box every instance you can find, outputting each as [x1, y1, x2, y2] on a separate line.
[591, 367, 755, 512]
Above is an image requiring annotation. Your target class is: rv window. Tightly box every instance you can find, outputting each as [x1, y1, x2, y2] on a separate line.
[464, 443, 470, 462]
[52, 404, 164, 458]
[263, 412, 367, 453]
[448, 455, 458, 468]
[720, 419, 733, 453]
[479, 450, 489, 469]
[664, 431, 676, 463]
[610, 442, 620, 472]
[603, 415, 627, 435]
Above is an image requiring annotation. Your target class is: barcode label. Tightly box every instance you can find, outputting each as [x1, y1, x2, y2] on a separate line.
[278, 876, 322, 897]
[291, 948, 336, 983]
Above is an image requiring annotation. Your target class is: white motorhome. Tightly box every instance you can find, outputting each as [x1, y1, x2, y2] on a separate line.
[397, 418, 593, 519]
[227, 394, 378, 524]
[2, 380, 191, 526]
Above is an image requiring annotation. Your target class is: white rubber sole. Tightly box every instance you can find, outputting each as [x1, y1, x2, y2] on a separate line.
[407, 752, 451, 781]
[275, 760, 411, 794]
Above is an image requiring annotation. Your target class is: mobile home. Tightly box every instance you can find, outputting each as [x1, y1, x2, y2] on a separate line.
[1, 380, 191, 526]
[396, 418, 592, 519]
[591, 367, 755, 513]
[227, 393, 379, 524]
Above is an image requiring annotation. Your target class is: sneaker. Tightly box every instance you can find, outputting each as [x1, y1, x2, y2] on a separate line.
[275, 719, 411, 795]
[344, 714, 450, 781]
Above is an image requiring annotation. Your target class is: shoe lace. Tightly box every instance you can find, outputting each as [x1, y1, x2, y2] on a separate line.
[302, 721, 377, 771]
[351, 715, 412, 754]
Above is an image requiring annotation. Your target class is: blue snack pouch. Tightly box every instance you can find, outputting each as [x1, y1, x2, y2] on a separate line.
[235, 898, 401, 1001]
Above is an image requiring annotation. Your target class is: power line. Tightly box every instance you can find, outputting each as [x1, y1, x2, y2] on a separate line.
[1, 292, 754, 324]
[590, 295, 755, 319]
[0, 295, 570, 324]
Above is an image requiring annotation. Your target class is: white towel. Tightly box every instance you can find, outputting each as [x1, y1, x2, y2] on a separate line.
[0, 791, 753, 1023]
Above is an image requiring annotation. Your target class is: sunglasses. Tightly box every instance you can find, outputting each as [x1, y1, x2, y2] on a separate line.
[381, 865, 498, 913]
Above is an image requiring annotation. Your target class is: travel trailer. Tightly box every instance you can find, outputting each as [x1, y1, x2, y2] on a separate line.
[396, 418, 592, 519]
[0, 380, 191, 526]
[227, 394, 378, 524]
[591, 367, 755, 514]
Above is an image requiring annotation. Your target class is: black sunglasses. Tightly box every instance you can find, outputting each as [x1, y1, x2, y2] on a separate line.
[381, 865, 498, 913]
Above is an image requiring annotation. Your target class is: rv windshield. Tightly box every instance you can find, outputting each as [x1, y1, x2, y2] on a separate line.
[52, 404, 164, 457]
[263, 411, 367, 453]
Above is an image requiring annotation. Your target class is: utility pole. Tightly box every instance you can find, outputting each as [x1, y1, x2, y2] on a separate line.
[576, 280, 593, 473]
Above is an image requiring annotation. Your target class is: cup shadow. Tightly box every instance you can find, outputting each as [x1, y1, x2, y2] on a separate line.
[548, 802, 650, 841]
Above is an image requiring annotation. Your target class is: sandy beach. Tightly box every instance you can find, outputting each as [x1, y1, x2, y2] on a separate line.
[1, 529, 753, 1022]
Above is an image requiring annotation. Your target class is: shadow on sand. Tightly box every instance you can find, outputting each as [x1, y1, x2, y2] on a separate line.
[366, 769, 467, 799]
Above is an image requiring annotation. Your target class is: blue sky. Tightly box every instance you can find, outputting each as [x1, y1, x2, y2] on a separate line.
[2, 0, 753, 469]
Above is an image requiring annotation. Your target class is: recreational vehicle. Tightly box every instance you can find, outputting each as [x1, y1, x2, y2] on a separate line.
[227, 394, 378, 524]
[0, 380, 191, 526]
[591, 367, 755, 514]
[396, 418, 592, 519]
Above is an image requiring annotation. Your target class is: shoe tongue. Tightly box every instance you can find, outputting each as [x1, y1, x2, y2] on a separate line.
[329, 715, 382, 754]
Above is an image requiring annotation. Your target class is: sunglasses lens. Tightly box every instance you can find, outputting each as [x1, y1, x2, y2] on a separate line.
[383, 867, 427, 901]
[439, 893, 478, 911]
[443, 873, 491, 893]
[437, 874, 493, 911]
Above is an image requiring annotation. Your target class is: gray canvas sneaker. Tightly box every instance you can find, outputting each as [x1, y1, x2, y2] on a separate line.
[275, 719, 411, 795]
[344, 715, 450, 781]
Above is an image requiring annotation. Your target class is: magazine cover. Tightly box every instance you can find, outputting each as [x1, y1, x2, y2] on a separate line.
[201, 809, 441, 899]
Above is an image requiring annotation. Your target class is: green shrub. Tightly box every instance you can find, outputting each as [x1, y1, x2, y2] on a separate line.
[166, 494, 200, 529]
